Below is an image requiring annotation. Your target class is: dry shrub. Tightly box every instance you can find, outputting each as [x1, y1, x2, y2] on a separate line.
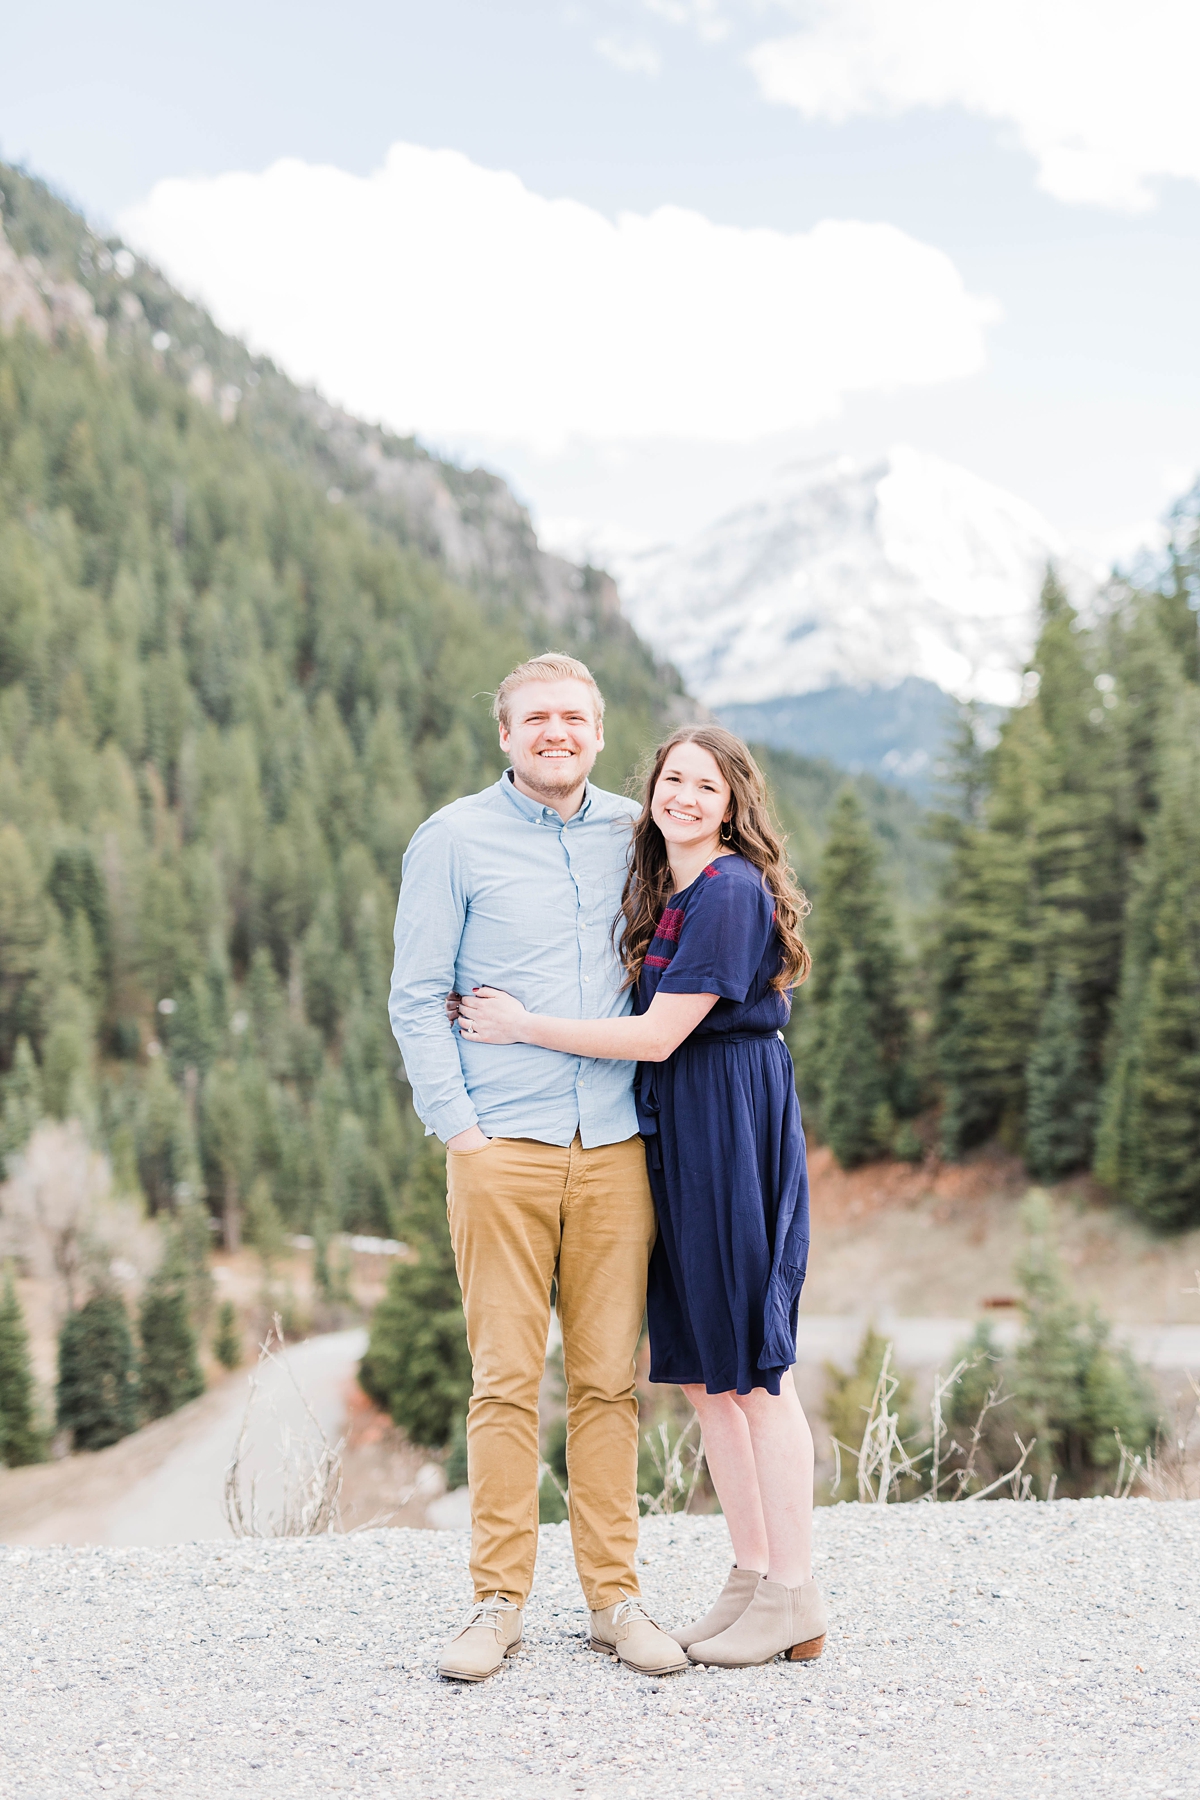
[223, 1316, 344, 1538]
[830, 1338, 1036, 1505]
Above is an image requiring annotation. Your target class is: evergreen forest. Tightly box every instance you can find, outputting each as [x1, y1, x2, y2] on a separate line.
[789, 553, 1200, 1234]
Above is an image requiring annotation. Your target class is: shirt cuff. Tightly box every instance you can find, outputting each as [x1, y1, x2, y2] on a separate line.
[424, 1096, 480, 1143]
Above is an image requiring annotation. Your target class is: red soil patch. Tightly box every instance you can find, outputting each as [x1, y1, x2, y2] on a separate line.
[806, 1141, 1027, 1227]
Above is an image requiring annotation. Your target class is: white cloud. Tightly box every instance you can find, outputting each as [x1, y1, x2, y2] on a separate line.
[748, 1, 1200, 212]
[593, 34, 662, 75]
[642, 0, 732, 44]
[119, 142, 995, 449]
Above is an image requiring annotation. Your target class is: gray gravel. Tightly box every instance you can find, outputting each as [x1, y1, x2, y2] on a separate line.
[3, 1503, 1198, 1800]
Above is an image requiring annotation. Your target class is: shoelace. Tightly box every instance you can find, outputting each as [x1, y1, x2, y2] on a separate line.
[611, 1592, 652, 1630]
[466, 1593, 514, 1633]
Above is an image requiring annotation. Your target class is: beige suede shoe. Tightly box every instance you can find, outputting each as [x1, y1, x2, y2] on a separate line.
[670, 1564, 761, 1650]
[438, 1594, 523, 1682]
[590, 1593, 689, 1675]
[688, 1577, 826, 1667]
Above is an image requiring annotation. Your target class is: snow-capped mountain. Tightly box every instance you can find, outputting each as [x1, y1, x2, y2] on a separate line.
[616, 446, 1081, 712]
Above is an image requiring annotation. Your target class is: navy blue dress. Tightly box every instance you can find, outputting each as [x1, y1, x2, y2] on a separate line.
[635, 855, 810, 1396]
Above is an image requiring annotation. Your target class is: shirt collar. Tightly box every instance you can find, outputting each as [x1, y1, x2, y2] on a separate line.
[500, 767, 593, 827]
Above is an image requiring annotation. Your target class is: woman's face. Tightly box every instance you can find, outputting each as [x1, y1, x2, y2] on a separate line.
[651, 741, 732, 856]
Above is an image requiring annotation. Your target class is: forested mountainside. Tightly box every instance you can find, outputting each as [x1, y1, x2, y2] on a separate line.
[789, 541, 1200, 1231]
[0, 158, 695, 1252]
[0, 162, 682, 783]
[933, 559, 1200, 1226]
[0, 163, 940, 1256]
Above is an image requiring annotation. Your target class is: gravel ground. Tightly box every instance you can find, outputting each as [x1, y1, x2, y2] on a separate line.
[3, 1503, 1198, 1800]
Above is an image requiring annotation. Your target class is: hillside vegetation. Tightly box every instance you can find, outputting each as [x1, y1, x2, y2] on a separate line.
[1, 148, 1192, 1255]
[0, 162, 937, 1276]
[933, 558, 1200, 1226]
[0, 163, 686, 1262]
[790, 545, 1200, 1231]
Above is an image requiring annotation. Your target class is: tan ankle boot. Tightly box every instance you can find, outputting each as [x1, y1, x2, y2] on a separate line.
[590, 1593, 689, 1675]
[438, 1594, 523, 1681]
[670, 1564, 761, 1649]
[688, 1577, 826, 1667]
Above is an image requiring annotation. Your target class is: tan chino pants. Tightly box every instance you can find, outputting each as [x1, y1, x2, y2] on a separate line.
[445, 1132, 655, 1611]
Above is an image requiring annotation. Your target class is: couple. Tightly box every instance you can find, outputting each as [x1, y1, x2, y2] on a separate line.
[389, 653, 825, 1682]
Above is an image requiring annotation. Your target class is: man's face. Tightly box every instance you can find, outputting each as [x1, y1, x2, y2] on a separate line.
[499, 679, 604, 801]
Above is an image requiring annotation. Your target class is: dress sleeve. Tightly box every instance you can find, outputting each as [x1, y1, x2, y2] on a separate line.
[655, 866, 777, 1003]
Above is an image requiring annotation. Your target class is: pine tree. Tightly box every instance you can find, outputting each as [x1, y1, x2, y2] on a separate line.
[358, 1141, 471, 1448]
[201, 1065, 254, 1252]
[138, 1257, 205, 1422]
[1024, 974, 1096, 1181]
[1025, 575, 1124, 1112]
[0, 1266, 45, 1466]
[1125, 889, 1200, 1229]
[0, 1035, 42, 1175]
[0, 825, 45, 1066]
[1013, 1193, 1157, 1496]
[807, 789, 910, 1057]
[1095, 694, 1200, 1226]
[935, 702, 1041, 1153]
[212, 1300, 242, 1370]
[936, 572, 1124, 1160]
[56, 1293, 139, 1450]
[821, 963, 887, 1169]
[135, 1057, 198, 1215]
[801, 787, 912, 1158]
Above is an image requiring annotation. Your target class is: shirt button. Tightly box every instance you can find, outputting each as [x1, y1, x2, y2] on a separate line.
[582, 976, 590, 984]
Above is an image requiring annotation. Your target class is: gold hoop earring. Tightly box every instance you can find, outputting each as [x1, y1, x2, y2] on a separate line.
[720, 819, 733, 843]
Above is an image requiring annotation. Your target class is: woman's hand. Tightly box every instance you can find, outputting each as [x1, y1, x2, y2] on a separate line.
[456, 986, 530, 1045]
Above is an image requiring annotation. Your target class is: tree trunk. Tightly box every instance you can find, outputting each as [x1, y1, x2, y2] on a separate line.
[223, 1173, 241, 1253]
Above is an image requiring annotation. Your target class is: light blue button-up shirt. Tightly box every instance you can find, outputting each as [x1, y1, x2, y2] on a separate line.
[389, 771, 640, 1148]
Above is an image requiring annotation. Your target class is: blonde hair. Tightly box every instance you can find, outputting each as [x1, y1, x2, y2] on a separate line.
[492, 653, 605, 731]
[618, 725, 812, 995]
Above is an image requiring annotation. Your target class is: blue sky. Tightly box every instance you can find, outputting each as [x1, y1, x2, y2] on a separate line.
[4, 0, 1198, 563]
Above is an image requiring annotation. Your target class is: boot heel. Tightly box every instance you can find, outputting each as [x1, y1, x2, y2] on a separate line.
[784, 1634, 825, 1662]
[588, 1637, 617, 1656]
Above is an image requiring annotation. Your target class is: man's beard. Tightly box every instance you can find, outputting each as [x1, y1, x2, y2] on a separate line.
[515, 751, 589, 798]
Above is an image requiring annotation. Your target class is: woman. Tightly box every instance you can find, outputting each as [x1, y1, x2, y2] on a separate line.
[457, 725, 825, 1668]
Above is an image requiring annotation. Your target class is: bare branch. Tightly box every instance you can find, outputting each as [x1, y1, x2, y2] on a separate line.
[963, 1432, 1037, 1503]
[222, 1316, 345, 1537]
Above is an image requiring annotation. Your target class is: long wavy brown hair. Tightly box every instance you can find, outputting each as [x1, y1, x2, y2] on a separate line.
[617, 725, 811, 994]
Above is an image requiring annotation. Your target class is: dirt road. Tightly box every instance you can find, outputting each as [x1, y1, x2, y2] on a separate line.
[0, 1329, 367, 1547]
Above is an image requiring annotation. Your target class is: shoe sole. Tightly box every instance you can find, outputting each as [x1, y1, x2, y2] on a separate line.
[588, 1637, 689, 1675]
[438, 1639, 523, 1682]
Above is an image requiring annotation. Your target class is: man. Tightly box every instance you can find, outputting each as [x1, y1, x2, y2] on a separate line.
[389, 652, 686, 1682]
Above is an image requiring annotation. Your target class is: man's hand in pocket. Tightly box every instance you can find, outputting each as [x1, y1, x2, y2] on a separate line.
[447, 1125, 490, 1152]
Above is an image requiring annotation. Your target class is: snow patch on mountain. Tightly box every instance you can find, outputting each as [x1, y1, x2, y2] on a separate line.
[616, 446, 1086, 709]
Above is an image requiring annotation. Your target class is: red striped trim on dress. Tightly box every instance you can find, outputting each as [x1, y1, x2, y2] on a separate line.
[656, 907, 684, 942]
[645, 953, 671, 968]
